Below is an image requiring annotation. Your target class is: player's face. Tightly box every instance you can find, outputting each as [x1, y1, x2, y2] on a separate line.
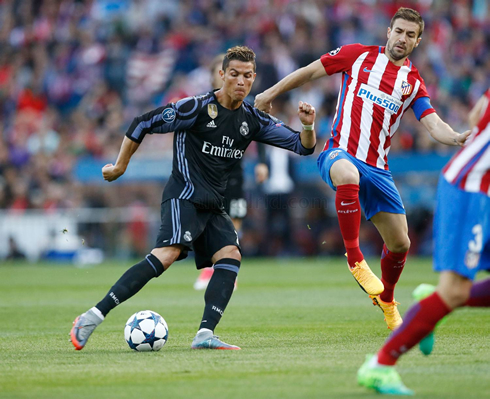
[386, 19, 422, 62]
[220, 60, 256, 102]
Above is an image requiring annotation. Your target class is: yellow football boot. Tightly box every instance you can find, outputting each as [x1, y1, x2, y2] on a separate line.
[348, 259, 384, 295]
[370, 295, 403, 330]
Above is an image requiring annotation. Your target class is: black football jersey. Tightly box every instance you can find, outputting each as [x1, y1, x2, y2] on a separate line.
[125, 91, 314, 209]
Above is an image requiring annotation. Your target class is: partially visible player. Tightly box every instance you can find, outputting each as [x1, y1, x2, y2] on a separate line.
[357, 89, 490, 395]
[70, 46, 316, 351]
[255, 7, 470, 330]
[194, 54, 268, 290]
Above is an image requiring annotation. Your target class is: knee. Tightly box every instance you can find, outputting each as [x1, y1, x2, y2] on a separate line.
[387, 236, 410, 253]
[151, 245, 182, 270]
[438, 286, 471, 309]
[224, 247, 242, 262]
[437, 272, 472, 308]
[335, 171, 359, 186]
[213, 245, 242, 264]
[330, 160, 360, 186]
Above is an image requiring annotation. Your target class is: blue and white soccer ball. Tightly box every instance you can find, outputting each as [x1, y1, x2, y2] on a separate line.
[124, 310, 168, 351]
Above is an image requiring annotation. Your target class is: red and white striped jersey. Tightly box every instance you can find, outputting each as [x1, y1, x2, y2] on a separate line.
[321, 44, 435, 170]
[443, 89, 490, 196]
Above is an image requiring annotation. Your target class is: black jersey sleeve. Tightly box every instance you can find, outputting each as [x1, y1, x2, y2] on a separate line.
[253, 110, 315, 156]
[125, 96, 202, 143]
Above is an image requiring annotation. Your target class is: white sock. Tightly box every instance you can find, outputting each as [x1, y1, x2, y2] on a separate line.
[90, 306, 105, 321]
[197, 328, 213, 335]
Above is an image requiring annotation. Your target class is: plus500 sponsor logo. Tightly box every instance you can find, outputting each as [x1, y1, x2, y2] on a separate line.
[357, 84, 402, 115]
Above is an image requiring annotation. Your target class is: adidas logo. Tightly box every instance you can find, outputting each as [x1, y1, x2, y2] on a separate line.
[206, 120, 217, 128]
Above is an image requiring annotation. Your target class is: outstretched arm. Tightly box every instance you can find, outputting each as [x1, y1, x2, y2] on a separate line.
[420, 113, 471, 147]
[254, 60, 327, 113]
[102, 137, 140, 182]
[253, 101, 316, 156]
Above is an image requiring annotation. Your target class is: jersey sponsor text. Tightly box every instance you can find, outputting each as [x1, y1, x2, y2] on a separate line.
[357, 84, 402, 115]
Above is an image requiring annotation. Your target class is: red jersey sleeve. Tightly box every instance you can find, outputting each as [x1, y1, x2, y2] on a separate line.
[320, 43, 371, 76]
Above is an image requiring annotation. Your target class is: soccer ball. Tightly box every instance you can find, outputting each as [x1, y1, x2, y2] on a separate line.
[124, 310, 168, 351]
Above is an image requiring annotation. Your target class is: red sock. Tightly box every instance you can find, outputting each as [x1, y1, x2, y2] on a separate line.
[335, 184, 363, 269]
[380, 244, 407, 303]
[466, 278, 490, 307]
[377, 292, 451, 366]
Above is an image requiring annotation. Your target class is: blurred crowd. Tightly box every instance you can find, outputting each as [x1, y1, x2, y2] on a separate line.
[0, 0, 489, 258]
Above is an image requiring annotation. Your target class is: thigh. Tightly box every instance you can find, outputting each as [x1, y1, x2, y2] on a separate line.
[433, 176, 490, 280]
[358, 167, 405, 221]
[193, 211, 241, 269]
[318, 150, 405, 221]
[317, 149, 359, 189]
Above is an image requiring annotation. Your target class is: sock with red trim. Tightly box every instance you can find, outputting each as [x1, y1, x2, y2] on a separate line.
[377, 292, 451, 366]
[380, 244, 407, 303]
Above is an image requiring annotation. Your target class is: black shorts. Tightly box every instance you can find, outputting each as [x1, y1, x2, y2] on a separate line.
[155, 199, 241, 269]
[223, 165, 247, 219]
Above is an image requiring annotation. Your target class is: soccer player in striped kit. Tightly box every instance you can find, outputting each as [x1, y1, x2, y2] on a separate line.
[357, 89, 490, 395]
[255, 7, 470, 331]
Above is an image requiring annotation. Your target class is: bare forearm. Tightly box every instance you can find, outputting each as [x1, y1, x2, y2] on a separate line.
[298, 101, 317, 150]
[265, 68, 312, 99]
[421, 113, 465, 146]
[115, 137, 140, 172]
[300, 128, 316, 149]
[429, 120, 460, 145]
[264, 60, 325, 100]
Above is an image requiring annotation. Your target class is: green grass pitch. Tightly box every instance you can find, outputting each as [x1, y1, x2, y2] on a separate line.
[1, 257, 489, 398]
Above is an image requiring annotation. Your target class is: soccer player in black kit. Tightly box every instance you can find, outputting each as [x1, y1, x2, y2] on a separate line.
[193, 54, 269, 290]
[71, 46, 316, 350]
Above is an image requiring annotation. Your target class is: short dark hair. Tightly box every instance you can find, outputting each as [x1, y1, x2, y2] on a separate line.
[222, 46, 256, 72]
[390, 7, 424, 38]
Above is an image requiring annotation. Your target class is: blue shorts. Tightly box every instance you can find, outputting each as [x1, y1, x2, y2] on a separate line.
[317, 149, 405, 220]
[433, 176, 490, 280]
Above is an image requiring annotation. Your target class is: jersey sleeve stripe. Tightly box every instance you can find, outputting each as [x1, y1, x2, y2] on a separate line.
[130, 113, 164, 141]
[175, 97, 199, 117]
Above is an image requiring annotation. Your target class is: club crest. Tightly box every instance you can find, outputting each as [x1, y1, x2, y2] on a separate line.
[208, 104, 218, 119]
[239, 121, 249, 136]
[401, 81, 412, 96]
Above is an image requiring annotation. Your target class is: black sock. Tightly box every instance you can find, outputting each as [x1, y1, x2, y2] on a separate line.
[96, 254, 164, 316]
[199, 258, 240, 331]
